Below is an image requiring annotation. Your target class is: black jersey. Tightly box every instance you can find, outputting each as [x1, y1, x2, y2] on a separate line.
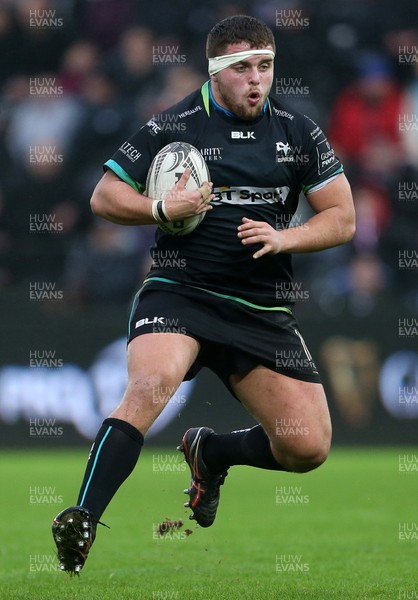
[104, 81, 343, 309]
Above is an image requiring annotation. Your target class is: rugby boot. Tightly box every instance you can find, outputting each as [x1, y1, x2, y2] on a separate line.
[178, 427, 228, 527]
[52, 506, 100, 575]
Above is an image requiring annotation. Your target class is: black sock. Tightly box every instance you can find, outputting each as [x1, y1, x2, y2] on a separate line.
[76, 418, 144, 520]
[202, 425, 288, 473]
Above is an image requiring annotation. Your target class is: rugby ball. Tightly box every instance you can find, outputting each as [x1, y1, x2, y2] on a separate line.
[146, 142, 210, 236]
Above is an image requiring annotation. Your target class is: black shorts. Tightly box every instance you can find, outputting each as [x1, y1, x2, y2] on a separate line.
[128, 283, 321, 395]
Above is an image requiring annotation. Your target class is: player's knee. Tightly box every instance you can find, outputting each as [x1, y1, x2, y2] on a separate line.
[126, 365, 181, 400]
[289, 435, 331, 473]
[292, 419, 332, 472]
[272, 432, 331, 473]
[291, 444, 329, 473]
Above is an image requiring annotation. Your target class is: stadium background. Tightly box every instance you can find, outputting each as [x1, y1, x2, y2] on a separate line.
[0, 0, 417, 450]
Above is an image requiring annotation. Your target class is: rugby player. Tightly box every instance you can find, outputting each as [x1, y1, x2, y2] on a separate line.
[52, 15, 355, 574]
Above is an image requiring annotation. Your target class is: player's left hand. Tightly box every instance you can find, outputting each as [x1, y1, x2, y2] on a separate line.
[237, 217, 282, 259]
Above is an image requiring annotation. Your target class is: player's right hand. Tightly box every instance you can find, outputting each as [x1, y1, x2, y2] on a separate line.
[163, 169, 214, 220]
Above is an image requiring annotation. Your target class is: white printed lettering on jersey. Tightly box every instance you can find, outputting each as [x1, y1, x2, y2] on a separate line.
[146, 119, 161, 136]
[212, 186, 290, 206]
[273, 108, 295, 120]
[119, 141, 142, 162]
[136, 317, 165, 328]
[309, 125, 323, 141]
[316, 139, 336, 175]
[231, 131, 256, 139]
[178, 105, 202, 118]
[200, 146, 223, 161]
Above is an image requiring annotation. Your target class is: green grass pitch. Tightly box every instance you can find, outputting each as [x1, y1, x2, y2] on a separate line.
[0, 446, 416, 599]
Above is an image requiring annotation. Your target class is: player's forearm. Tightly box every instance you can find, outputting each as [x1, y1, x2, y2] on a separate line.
[90, 174, 156, 225]
[278, 205, 356, 253]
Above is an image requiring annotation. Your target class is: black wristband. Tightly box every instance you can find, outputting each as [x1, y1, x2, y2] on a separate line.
[156, 200, 169, 223]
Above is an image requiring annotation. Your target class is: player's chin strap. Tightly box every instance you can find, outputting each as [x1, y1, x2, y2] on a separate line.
[208, 49, 275, 76]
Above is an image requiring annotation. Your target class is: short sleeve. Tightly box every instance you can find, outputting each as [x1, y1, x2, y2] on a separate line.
[104, 119, 169, 191]
[297, 115, 343, 194]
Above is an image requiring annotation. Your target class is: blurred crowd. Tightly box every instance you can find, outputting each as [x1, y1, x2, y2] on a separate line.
[0, 0, 417, 315]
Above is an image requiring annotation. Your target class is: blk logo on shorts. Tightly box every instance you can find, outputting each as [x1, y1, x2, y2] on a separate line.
[136, 317, 166, 328]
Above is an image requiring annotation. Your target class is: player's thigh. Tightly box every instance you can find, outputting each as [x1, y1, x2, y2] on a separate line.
[111, 333, 200, 432]
[230, 366, 332, 459]
[127, 332, 200, 389]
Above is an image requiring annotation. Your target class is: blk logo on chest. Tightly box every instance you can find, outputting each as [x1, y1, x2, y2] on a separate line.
[231, 131, 256, 139]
